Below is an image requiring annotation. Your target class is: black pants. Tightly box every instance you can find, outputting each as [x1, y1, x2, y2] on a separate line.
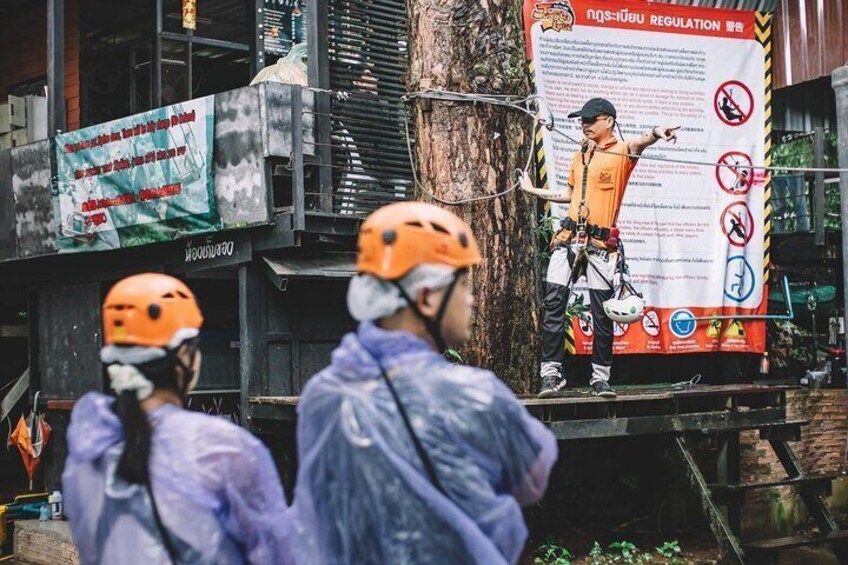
[540, 245, 615, 383]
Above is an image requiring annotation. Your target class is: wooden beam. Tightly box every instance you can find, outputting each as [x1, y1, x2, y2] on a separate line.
[769, 440, 848, 563]
[716, 432, 742, 535]
[674, 436, 745, 564]
[239, 262, 265, 428]
[546, 408, 785, 440]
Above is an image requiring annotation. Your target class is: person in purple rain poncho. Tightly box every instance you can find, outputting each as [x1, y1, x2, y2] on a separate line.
[63, 273, 290, 564]
[289, 202, 559, 564]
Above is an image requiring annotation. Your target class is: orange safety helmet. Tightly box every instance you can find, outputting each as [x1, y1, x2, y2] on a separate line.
[102, 273, 204, 349]
[356, 202, 482, 280]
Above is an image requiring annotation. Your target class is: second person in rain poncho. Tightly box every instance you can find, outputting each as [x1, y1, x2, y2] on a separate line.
[289, 202, 559, 564]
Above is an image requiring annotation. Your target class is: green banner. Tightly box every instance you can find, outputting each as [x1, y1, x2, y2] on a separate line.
[53, 96, 219, 252]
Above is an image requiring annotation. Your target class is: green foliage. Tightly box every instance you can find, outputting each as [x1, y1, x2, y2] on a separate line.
[608, 541, 639, 563]
[590, 541, 605, 565]
[567, 299, 591, 319]
[771, 133, 842, 232]
[534, 541, 573, 565]
[537, 213, 555, 270]
[443, 349, 464, 363]
[536, 213, 556, 243]
[655, 541, 681, 558]
[569, 540, 688, 565]
[772, 136, 812, 171]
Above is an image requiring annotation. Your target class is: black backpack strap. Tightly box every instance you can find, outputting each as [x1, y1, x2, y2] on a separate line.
[377, 366, 448, 497]
[146, 482, 180, 564]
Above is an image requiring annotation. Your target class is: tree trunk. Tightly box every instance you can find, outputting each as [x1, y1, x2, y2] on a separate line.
[407, 0, 539, 393]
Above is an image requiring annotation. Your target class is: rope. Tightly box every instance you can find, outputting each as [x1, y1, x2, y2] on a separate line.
[406, 89, 848, 174]
[301, 85, 848, 206]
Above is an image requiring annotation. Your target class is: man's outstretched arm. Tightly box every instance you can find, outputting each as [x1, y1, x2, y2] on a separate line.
[628, 126, 680, 157]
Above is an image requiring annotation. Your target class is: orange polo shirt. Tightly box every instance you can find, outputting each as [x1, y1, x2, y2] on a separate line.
[565, 138, 637, 230]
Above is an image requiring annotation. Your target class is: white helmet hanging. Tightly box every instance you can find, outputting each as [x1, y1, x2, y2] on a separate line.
[603, 293, 646, 324]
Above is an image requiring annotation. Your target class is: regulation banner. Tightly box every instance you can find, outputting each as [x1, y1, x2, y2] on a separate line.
[523, 0, 772, 354]
[53, 96, 219, 253]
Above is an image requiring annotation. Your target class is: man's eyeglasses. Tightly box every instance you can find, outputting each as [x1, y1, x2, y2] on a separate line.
[580, 115, 607, 126]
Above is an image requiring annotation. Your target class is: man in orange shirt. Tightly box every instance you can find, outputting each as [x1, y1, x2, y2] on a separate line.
[522, 98, 678, 398]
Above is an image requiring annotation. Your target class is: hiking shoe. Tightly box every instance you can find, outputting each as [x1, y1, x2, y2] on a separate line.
[538, 363, 567, 398]
[591, 380, 616, 398]
[538, 375, 567, 398]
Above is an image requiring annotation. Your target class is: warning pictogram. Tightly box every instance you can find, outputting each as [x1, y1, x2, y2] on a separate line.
[716, 152, 754, 195]
[721, 201, 755, 247]
[579, 313, 593, 337]
[724, 256, 756, 303]
[669, 309, 697, 338]
[614, 321, 629, 337]
[707, 318, 722, 338]
[724, 319, 746, 338]
[642, 310, 660, 337]
[714, 80, 754, 127]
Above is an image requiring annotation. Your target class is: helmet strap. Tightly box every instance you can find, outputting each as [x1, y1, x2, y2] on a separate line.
[170, 343, 199, 404]
[392, 273, 460, 353]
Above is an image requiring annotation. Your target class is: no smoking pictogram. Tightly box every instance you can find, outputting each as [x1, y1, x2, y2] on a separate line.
[642, 310, 660, 337]
[714, 80, 754, 127]
[721, 201, 755, 247]
[716, 151, 754, 195]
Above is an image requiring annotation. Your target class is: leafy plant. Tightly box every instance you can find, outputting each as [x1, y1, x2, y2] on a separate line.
[443, 348, 464, 363]
[655, 541, 681, 559]
[544, 539, 686, 564]
[566, 293, 590, 318]
[590, 541, 605, 565]
[608, 541, 639, 564]
[537, 213, 556, 270]
[534, 541, 573, 565]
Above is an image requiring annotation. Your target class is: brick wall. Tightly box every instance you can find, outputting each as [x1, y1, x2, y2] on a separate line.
[0, 0, 80, 131]
[13, 520, 79, 565]
[742, 390, 848, 481]
[739, 389, 848, 536]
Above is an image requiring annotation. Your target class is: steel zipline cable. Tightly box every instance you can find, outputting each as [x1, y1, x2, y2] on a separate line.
[303, 85, 848, 206]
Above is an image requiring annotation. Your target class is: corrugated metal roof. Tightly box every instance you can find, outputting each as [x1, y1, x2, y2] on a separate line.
[654, 0, 845, 89]
[773, 76, 836, 132]
[652, 0, 776, 11]
[772, 0, 847, 89]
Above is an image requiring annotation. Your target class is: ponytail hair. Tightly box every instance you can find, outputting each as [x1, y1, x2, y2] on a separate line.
[108, 351, 188, 485]
[112, 389, 153, 484]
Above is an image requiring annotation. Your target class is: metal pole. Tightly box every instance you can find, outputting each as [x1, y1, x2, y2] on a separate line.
[187, 30, 193, 101]
[307, 0, 333, 212]
[251, 0, 265, 77]
[831, 66, 848, 378]
[153, 0, 163, 107]
[814, 126, 826, 245]
[47, 0, 66, 134]
[292, 85, 305, 231]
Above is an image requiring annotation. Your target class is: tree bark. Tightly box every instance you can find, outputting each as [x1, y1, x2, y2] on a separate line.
[408, 0, 539, 393]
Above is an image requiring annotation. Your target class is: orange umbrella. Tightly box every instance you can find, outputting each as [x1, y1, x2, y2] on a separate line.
[7, 396, 51, 490]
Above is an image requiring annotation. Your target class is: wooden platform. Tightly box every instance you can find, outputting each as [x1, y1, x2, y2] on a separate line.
[250, 383, 794, 439]
[250, 383, 848, 563]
